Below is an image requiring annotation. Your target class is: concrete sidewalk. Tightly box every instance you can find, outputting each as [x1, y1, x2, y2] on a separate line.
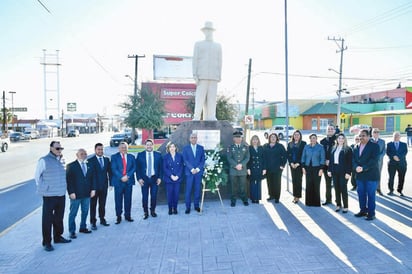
[0, 177, 411, 274]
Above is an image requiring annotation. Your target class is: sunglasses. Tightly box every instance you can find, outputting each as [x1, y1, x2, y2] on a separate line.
[54, 147, 64, 151]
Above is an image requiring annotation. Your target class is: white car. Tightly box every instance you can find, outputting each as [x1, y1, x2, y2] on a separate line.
[349, 124, 370, 135]
[264, 125, 295, 140]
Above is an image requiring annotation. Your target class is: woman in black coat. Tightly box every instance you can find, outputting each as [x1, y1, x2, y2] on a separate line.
[263, 133, 287, 203]
[327, 133, 352, 213]
[247, 135, 266, 203]
[287, 130, 306, 204]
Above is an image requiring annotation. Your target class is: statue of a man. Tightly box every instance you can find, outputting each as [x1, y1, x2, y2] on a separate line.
[192, 21, 222, 121]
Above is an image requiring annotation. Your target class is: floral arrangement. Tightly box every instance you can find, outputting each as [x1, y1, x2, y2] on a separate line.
[202, 146, 227, 193]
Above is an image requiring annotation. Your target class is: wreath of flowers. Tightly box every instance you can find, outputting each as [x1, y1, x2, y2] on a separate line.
[202, 146, 227, 193]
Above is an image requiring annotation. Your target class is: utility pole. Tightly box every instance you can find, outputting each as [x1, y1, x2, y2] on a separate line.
[328, 37, 347, 127]
[128, 54, 145, 144]
[9, 91, 16, 130]
[244, 58, 252, 133]
[2, 91, 6, 132]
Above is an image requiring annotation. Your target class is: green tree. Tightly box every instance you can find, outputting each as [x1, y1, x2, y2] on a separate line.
[185, 95, 237, 122]
[120, 85, 165, 140]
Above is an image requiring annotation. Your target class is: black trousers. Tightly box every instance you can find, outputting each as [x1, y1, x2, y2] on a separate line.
[291, 166, 303, 198]
[90, 188, 108, 224]
[42, 196, 65, 245]
[305, 166, 321, 206]
[266, 170, 283, 200]
[388, 164, 407, 192]
[322, 168, 333, 202]
[332, 172, 349, 208]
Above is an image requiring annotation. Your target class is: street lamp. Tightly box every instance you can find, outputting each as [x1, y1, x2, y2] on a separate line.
[8, 91, 16, 130]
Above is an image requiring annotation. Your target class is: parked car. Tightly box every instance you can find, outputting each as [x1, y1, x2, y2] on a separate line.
[110, 133, 132, 147]
[349, 124, 370, 135]
[264, 125, 295, 140]
[9, 132, 26, 142]
[1, 136, 10, 152]
[23, 130, 40, 139]
[153, 129, 168, 139]
[67, 129, 80, 137]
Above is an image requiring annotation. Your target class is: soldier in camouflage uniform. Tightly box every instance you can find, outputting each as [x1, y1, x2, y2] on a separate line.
[227, 131, 250, 207]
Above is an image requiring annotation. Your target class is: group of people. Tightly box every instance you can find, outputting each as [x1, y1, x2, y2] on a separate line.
[35, 134, 206, 252]
[35, 127, 408, 252]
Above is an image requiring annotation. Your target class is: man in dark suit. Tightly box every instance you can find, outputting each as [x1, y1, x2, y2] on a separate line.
[88, 143, 111, 230]
[182, 132, 205, 214]
[66, 148, 96, 239]
[386, 131, 408, 196]
[136, 139, 162, 219]
[111, 142, 136, 224]
[371, 128, 386, 195]
[352, 129, 379, 221]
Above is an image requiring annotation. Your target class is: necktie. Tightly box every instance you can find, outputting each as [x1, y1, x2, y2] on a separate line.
[395, 142, 399, 150]
[99, 157, 104, 168]
[192, 145, 196, 157]
[121, 154, 127, 176]
[81, 162, 87, 176]
[148, 152, 153, 177]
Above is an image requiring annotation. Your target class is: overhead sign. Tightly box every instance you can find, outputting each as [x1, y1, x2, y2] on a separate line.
[11, 107, 27, 112]
[244, 115, 254, 125]
[67, 102, 76, 112]
[153, 55, 193, 80]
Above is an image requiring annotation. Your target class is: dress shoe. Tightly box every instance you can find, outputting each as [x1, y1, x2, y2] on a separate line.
[376, 189, 383, 196]
[125, 217, 134, 222]
[91, 224, 97, 230]
[100, 219, 110, 226]
[322, 201, 331, 206]
[274, 199, 279, 204]
[243, 201, 249, 206]
[342, 208, 348, 214]
[79, 228, 92, 234]
[54, 236, 71, 243]
[185, 209, 190, 214]
[168, 208, 173, 215]
[143, 213, 149, 220]
[151, 212, 157, 217]
[267, 197, 274, 201]
[398, 191, 404, 196]
[335, 206, 341, 212]
[354, 211, 368, 217]
[365, 215, 375, 221]
[350, 186, 357, 191]
[43, 243, 54, 252]
[195, 207, 201, 212]
[230, 201, 236, 207]
[115, 216, 121, 224]
[387, 191, 394, 196]
[173, 208, 178, 215]
[69, 233, 77, 239]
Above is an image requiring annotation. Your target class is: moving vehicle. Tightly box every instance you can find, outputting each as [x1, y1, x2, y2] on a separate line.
[110, 133, 132, 147]
[264, 125, 295, 140]
[23, 130, 40, 139]
[1, 136, 9, 152]
[67, 129, 80, 137]
[349, 124, 370, 135]
[9, 132, 26, 142]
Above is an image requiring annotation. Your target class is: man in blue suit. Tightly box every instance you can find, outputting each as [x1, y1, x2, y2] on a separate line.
[352, 129, 379, 221]
[111, 142, 136, 224]
[182, 133, 205, 214]
[386, 131, 408, 196]
[66, 148, 96, 239]
[88, 143, 111, 229]
[136, 139, 162, 219]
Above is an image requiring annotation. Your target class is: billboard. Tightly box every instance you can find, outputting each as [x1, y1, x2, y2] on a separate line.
[153, 55, 193, 80]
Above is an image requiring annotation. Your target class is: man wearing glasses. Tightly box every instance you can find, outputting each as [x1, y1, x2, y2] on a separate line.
[35, 141, 71, 251]
[352, 130, 380, 221]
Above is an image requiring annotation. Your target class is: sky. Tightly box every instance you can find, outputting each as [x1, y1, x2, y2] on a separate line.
[1, 0, 411, 119]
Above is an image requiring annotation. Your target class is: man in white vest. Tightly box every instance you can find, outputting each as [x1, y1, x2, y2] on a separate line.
[192, 21, 222, 121]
